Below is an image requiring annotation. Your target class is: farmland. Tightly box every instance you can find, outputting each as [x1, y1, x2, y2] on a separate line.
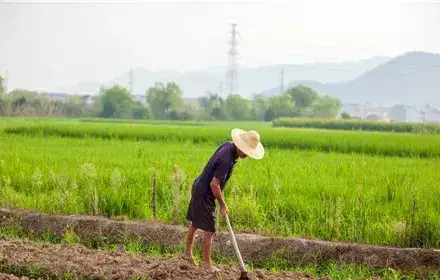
[273, 117, 440, 134]
[1, 117, 440, 279]
[5, 119, 440, 158]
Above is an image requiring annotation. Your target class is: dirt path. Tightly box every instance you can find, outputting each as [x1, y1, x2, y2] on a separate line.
[0, 237, 316, 280]
[2, 207, 440, 274]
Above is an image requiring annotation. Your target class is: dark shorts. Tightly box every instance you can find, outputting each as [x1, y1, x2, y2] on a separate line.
[186, 182, 216, 232]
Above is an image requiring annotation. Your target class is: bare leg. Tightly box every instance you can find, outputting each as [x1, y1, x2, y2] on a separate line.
[202, 231, 220, 272]
[184, 224, 198, 265]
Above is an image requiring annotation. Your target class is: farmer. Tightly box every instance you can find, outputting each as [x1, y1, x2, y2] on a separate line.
[183, 128, 265, 273]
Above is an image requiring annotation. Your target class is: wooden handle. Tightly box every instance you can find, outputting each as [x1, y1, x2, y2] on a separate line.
[225, 214, 247, 273]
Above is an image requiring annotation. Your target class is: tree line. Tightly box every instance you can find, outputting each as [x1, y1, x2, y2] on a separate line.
[0, 76, 342, 121]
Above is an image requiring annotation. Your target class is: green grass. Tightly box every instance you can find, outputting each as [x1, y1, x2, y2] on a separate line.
[1, 132, 440, 248]
[273, 117, 440, 134]
[5, 120, 440, 158]
[0, 225, 438, 280]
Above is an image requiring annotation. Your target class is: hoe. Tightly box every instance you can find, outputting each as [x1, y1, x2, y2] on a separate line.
[225, 213, 251, 280]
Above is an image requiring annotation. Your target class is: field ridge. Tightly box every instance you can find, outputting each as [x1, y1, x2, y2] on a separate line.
[1, 208, 440, 274]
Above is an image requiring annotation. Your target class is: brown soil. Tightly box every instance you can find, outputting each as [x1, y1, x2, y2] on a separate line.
[0, 237, 314, 280]
[0, 273, 35, 280]
[1, 207, 440, 274]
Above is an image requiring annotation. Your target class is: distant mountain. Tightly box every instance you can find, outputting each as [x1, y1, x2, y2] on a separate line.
[48, 56, 390, 98]
[341, 51, 440, 106]
[263, 52, 440, 107]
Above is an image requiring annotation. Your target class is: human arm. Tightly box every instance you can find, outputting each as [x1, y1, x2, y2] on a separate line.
[210, 177, 228, 216]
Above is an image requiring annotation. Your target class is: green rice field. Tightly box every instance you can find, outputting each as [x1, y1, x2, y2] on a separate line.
[273, 117, 440, 134]
[1, 117, 440, 249]
[5, 120, 440, 158]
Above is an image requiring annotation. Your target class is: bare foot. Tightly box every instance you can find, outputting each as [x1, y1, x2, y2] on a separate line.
[182, 253, 197, 266]
[203, 264, 220, 273]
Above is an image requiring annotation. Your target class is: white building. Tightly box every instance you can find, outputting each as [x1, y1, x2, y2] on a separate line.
[422, 107, 440, 122]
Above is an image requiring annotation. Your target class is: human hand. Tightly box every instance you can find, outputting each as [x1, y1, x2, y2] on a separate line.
[220, 204, 229, 216]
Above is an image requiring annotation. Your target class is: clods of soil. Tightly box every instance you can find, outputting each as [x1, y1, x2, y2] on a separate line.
[0, 273, 36, 280]
[0, 237, 315, 280]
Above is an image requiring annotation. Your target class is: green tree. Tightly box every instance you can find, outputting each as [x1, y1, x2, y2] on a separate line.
[265, 93, 296, 121]
[167, 106, 198, 121]
[88, 95, 103, 117]
[0, 76, 5, 97]
[198, 92, 227, 120]
[250, 93, 268, 121]
[0, 76, 6, 114]
[28, 92, 51, 116]
[64, 95, 87, 117]
[8, 89, 39, 100]
[49, 100, 65, 117]
[179, 103, 198, 120]
[341, 111, 351, 119]
[225, 94, 251, 121]
[132, 101, 151, 119]
[6, 89, 40, 116]
[146, 82, 184, 119]
[100, 85, 133, 118]
[312, 95, 342, 118]
[287, 85, 318, 109]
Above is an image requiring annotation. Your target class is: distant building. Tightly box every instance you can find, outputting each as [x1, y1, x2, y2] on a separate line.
[342, 103, 390, 120]
[389, 105, 408, 122]
[47, 92, 69, 102]
[422, 106, 440, 122]
[406, 106, 422, 122]
[385, 105, 422, 122]
[363, 103, 389, 121]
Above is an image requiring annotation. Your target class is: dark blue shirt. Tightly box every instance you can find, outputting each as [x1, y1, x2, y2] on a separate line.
[194, 141, 238, 199]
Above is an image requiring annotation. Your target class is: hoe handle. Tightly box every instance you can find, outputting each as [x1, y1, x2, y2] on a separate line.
[225, 213, 247, 273]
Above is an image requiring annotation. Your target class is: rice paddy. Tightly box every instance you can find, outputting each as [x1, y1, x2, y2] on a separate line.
[1, 117, 439, 249]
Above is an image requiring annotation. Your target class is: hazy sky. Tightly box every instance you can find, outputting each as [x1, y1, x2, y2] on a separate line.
[1, 0, 439, 90]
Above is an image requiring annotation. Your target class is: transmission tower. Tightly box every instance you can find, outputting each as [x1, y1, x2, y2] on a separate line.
[225, 23, 239, 96]
[280, 68, 284, 94]
[129, 68, 134, 95]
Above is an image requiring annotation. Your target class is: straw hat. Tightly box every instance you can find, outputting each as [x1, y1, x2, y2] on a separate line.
[231, 128, 265, 160]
